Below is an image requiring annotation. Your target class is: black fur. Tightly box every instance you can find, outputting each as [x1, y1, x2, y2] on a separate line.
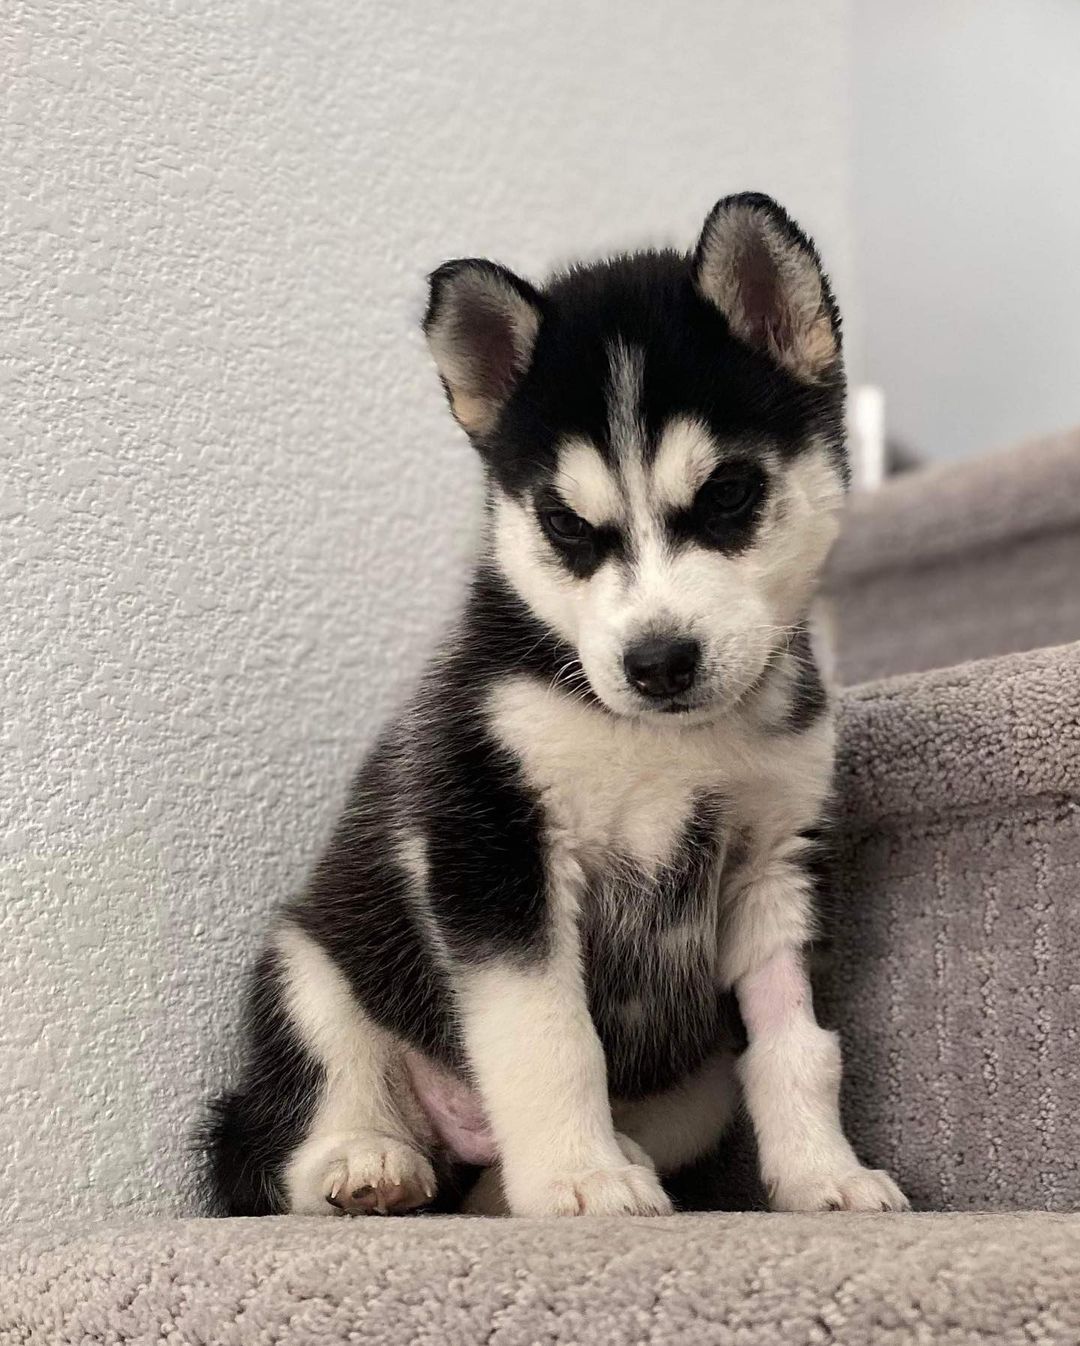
[583, 793, 743, 1099]
[784, 626, 830, 733]
[489, 248, 844, 500]
[197, 948, 321, 1215]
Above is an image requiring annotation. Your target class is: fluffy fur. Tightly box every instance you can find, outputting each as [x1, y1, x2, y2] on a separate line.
[201, 193, 907, 1219]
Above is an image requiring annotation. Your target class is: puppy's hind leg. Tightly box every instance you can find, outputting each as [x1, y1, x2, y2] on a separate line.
[276, 923, 437, 1216]
[612, 1050, 738, 1176]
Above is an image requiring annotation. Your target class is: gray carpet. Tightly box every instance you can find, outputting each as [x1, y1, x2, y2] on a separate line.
[4, 1212, 1080, 1345]
[824, 640, 1080, 1213]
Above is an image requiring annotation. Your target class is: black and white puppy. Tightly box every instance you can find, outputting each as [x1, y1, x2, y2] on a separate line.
[204, 193, 908, 1219]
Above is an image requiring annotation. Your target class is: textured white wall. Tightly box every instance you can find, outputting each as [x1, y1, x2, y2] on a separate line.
[854, 0, 1080, 460]
[1, 0, 852, 1220]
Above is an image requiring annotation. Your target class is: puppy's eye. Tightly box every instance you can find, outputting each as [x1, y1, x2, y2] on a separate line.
[541, 508, 593, 544]
[698, 472, 762, 528]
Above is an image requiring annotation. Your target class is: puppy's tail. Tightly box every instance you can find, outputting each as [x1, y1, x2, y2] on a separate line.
[193, 1090, 284, 1217]
[191, 946, 322, 1216]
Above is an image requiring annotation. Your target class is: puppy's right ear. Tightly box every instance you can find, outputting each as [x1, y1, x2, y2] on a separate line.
[693, 193, 840, 382]
[424, 260, 543, 439]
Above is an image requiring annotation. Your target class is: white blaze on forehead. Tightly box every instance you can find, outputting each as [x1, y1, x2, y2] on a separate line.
[607, 340, 645, 460]
[554, 438, 624, 526]
[650, 417, 720, 511]
[604, 340, 659, 553]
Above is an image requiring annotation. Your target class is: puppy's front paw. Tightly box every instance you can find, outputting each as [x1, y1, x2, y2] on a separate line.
[770, 1166, 909, 1212]
[465, 1134, 668, 1218]
[508, 1161, 672, 1217]
[286, 1131, 436, 1216]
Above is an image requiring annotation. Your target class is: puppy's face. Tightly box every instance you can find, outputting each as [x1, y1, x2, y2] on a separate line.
[426, 194, 847, 721]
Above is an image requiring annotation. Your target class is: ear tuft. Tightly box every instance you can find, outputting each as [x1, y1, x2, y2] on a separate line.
[424, 260, 542, 438]
[693, 193, 840, 381]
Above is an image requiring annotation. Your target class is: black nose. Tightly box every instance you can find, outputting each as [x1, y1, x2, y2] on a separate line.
[623, 636, 700, 700]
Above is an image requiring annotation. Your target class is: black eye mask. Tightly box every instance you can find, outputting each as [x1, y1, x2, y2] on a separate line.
[534, 492, 622, 579]
[668, 462, 769, 554]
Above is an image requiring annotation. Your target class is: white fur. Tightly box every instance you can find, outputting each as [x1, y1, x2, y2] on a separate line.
[649, 416, 719, 511]
[276, 923, 435, 1215]
[395, 828, 430, 890]
[555, 437, 625, 526]
[736, 946, 909, 1212]
[719, 840, 818, 986]
[486, 672, 833, 880]
[492, 488, 580, 646]
[460, 1130, 656, 1218]
[457, 848, 671, 1217]
[396, 827, 456, 974]
[606, 339, 645, 461]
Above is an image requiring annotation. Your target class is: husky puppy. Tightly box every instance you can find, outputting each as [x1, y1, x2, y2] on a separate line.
[204, 193, 908, 1219]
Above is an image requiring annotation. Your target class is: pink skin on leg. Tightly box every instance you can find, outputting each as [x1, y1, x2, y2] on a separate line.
[404, 1050, 497, 1165]
[735, 944, 909, 1212]
[737, 946, 812, 1040]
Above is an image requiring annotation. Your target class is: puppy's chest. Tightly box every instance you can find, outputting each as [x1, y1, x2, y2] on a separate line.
[562, 757, 722, 874]
[489, 676, 831, 873]
[489, 678, 750, 870]
[486, 676, 830, 1097]
[489, 684, 741, 1097]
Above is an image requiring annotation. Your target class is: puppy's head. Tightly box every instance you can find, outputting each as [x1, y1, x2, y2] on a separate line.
[425, 193, 846, 721]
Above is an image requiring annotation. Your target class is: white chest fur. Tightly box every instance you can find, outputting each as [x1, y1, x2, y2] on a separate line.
[486, 675, 834, 878]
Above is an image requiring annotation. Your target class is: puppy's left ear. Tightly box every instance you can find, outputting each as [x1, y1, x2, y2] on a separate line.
[424, 259, 543, 439]
[693, 193, 840, 381]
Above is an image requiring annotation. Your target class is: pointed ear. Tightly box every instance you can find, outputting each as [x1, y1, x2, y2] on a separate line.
[692, 193, 840, 381]
[423, 259, 543, 438]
